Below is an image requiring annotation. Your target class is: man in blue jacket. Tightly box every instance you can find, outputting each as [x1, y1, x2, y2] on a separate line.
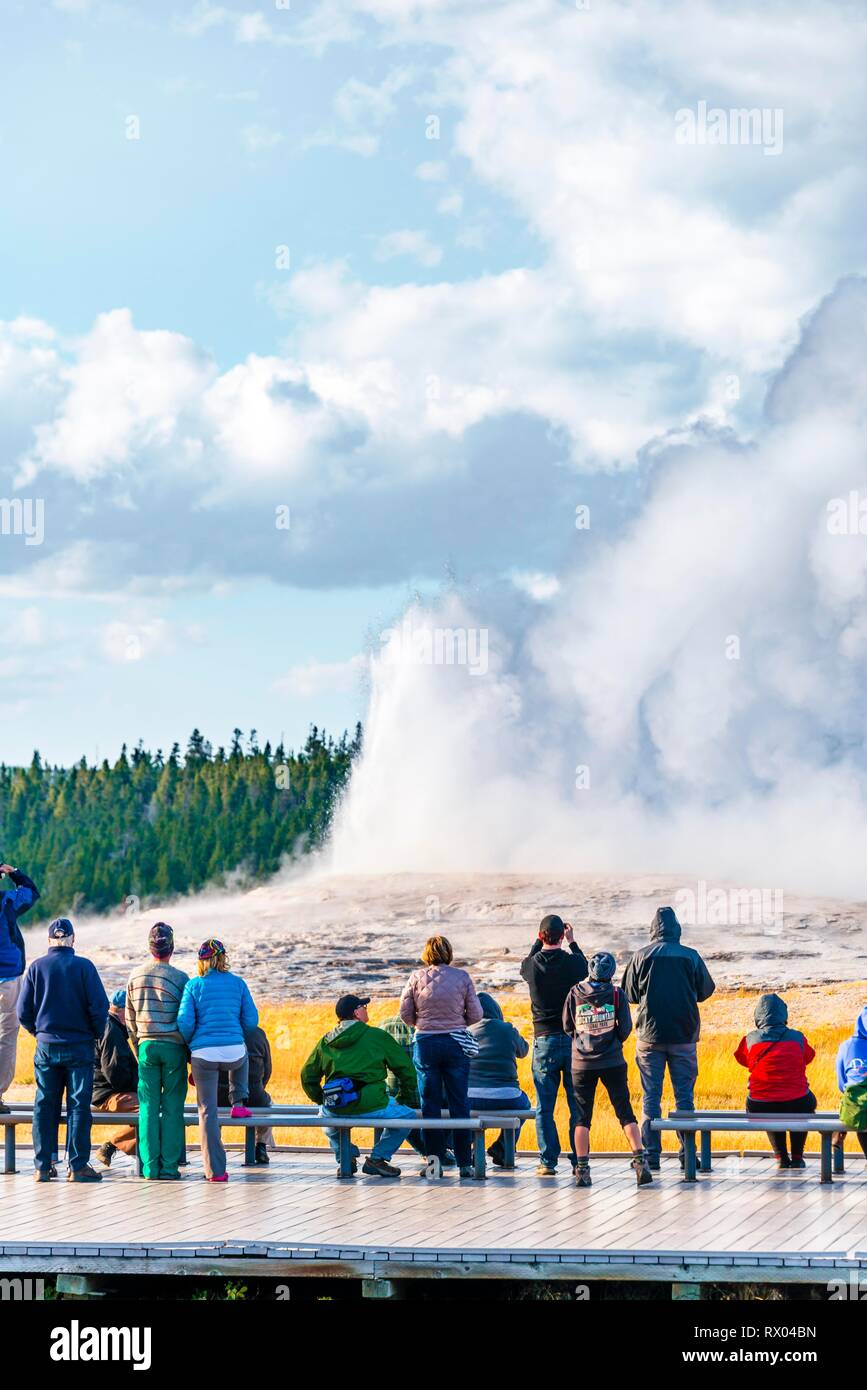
[17, 918, 109, 1182]
[0, 861, 40, 1113]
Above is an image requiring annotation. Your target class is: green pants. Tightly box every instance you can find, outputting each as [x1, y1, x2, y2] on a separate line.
[138, 1039, 188, 1179]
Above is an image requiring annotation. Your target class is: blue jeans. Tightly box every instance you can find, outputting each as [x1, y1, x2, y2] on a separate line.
[320, 1098, 420, 1163]
[532, 1034, 580, 1168]
[635, 1042, 698, 1159]
[414, 1033, 472, 1167]
[469, 1091, 532, 1163]
[33, 1041, 96, 1173]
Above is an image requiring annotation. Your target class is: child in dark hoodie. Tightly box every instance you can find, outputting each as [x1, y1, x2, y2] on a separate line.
[563, 952, 652, 1189]
[734, 993, 816, 1168]
[835, 1006, 867, 1160]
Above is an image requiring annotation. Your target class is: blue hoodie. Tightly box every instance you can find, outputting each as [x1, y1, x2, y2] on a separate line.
[836, 1007, 867, 1092]
[0, 870, 40, 978]
[177, 969, 258, 1052]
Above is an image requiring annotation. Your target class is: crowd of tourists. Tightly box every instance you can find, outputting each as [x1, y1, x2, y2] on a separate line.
[1, 860, 866, 1185]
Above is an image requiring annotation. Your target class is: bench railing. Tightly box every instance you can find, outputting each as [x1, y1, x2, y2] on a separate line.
[652, 1110, 856, 1183]
[0, 1105, 524, 1181]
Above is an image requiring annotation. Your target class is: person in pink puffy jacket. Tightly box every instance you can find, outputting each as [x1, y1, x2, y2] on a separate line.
[400, 936, 483, 1179]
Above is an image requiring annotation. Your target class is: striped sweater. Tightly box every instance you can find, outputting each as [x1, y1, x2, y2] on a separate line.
[126, 960, 189, 1050]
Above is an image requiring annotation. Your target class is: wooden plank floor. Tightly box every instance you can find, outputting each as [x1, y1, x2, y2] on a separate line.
[2, 1148, 866, 1270]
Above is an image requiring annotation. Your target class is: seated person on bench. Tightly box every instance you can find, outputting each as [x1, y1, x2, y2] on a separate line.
[835, 1005, 867, 1162]
[93, 989, 139, 1169]
[734, 993, 816, 1169]
[301, 994, 424, 1179]
[218, 1024, 273, 1165]
[467, 993, 531, 1168]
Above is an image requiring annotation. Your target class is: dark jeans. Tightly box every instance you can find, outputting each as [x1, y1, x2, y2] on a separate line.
[746, 1089, 816, 1161]
[469, 1091, 532, 1164]
[635, 1042, 698, 1159]
[33, 1041, 96, 1173]
[414, 1033, 471, 1167]
[571, 1064, 636, 1129]
[532, 1033, 580, 1169]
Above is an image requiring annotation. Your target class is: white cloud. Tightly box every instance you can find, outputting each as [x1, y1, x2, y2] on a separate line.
[241, 123, 284, 153]
[101, 619, 171, 664]
[415, 160, 448, 182]
[307, 67, 414, 156]
[436, 191, 463, 216]
[275, 652, 367, 698]
[373, 229, 442, 267]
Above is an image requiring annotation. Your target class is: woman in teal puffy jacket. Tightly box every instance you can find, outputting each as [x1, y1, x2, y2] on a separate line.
[178, 939, 259, 1181]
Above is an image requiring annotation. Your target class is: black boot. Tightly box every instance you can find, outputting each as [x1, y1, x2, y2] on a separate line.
[574, 1159, 592, 1188]
[255, 1142, 270, 1165]
[95, 1141, 116, 1168]
[631, 1149, 653, 1186]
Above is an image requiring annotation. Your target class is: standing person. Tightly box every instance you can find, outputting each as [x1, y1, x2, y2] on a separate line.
[218, 1024, 273, 1164]
[835, 1006, 867, 1162]
[467, 993, 532, 1168]
[563, 952, 652, 1188]
[0, 861, 40, 1114]
[126, 922, 189, 1181]
[93, 989, 139, 1168]
[16, 918, 108, 1183]
[520, 914, 588, 1177]
[300, 995, 423, 1178]
[177, 939, 257, 1183]
[734, 993, 816, 1169]
[621, 906, 715, 1170]
[400, 935, 483, 1179]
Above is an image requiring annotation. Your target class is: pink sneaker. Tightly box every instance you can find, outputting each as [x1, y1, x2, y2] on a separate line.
[206, 1173, 229, 1182]
[230, 1105, 252, 1119]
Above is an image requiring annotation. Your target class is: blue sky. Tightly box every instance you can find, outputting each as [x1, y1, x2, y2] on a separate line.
[1, 0, 866, 768]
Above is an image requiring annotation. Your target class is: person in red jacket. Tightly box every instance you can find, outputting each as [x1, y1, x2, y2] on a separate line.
[734, 993, 816, 1169]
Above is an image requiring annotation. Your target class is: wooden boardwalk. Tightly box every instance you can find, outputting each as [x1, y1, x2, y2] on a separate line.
[2, 1147, 866, 1286]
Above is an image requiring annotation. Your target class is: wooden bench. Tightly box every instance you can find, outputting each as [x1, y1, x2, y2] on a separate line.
[0, 1104, 522, 1181]
[652, 1110, 858, 1183]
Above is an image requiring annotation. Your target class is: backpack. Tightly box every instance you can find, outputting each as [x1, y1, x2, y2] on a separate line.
[840, 1081, 867, 1130]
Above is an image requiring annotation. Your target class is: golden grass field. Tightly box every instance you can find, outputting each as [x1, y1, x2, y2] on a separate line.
[10, 981, 865, 1156]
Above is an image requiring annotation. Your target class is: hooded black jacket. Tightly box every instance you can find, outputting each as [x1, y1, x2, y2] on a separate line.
[92, 1013, 139, 1105]
[620, 907, 715, 1045]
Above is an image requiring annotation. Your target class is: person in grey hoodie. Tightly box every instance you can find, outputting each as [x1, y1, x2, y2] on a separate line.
[468, 993, 531, 1167]
[621, 906, 715, 1170]
[563, 952, 652, 1189]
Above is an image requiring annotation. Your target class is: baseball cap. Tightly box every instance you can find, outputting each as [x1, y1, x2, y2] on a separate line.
[148, 921, 174, 955]
[111, 988, 127, 1008]
[335, 993, 370, 1020]
[47, 918, 74, 940]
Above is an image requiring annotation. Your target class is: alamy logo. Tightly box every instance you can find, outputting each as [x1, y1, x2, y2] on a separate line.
[674, 881, 784, 928]
[380, 618, 489, 676]
[0, 1277, 44, 1300]
[0, 497, 44, 546]
[50, 1320, 151, 1371]
[675, 101, 783, 156]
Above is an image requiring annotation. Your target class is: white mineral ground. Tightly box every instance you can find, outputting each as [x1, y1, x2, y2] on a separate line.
[29, 870, 867, 1003]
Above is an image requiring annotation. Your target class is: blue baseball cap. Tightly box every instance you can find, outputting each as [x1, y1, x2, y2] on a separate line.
[47, 918, 74, 940]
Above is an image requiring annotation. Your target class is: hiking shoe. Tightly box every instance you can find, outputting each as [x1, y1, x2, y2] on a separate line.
[790, 1157, 806, 1170]
[646, 1157, 661, 1171]
[34, 1168, 55, 1182]
[255, 1142, 270, 1165]
[574, 1163, 592, 1188]
[631, 1152, 654, 1187]
[458, 1165, 475, 1180]
[440, 1149, 457, 1169]
[362, 1157, 401, 1178]
[67, 1165, 103, 1183]
[337, 1158, 358, 1177]
[205, 1173, 229, 1183]
[230, 1104, 252, 1119]
[158, 1172, 182, 1180]
[775, 1154, 792, 1169]
[536, 1163, 556, 1177]
[677, 1151, 701, 1171]
[95, 1142, 116, 1167]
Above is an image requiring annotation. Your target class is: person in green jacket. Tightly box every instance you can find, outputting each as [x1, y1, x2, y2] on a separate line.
[301, 994, 423, 1178]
